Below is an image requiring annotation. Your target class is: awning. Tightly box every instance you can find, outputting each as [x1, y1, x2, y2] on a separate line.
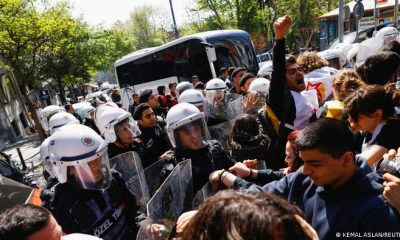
[319, 0, 396, 19]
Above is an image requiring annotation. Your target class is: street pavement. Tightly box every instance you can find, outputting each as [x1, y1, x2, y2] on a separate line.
[2, 133, 46, 187]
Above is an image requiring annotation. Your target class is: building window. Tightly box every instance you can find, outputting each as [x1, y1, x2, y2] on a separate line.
[19, 113, 28, 128]
[11, 120, 20, 137]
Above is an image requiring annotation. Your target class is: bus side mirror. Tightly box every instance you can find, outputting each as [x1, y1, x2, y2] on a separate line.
[201, 42, 217, 62]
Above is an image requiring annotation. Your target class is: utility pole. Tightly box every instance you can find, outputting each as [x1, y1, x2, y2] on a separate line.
[395, 0, 399, 27]
[338, 0, 344, 43]
[169, 0, 179, 39]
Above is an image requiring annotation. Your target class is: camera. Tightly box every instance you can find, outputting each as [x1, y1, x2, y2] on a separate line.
[377, 156, 400, 178]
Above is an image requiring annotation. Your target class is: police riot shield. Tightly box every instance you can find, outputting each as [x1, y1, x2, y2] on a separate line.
[192, 182, 227, 209]
[205, 93, 243, 122]
[226, 93, 244, 119]
[0, 175, 34, 212]
[109, 151, 150, 212]
[192, 159, 266, 209]
[138, 160, 192, 239]
[208, 118, 236, 151]
[144, 159, 170, 198]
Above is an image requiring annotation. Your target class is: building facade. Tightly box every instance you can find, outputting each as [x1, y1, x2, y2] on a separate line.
[0, 67, 31, 149]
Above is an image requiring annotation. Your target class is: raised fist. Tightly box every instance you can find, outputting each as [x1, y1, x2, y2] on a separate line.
[274, 15, 292, 40]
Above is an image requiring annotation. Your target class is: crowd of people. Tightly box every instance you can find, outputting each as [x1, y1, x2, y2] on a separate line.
[2, 15, 400, 240]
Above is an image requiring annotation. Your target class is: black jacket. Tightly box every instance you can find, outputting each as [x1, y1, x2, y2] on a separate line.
[164, 140, 236, 194]
[46, 172, 145, 240]
[84, 118, 101, 135]
[137, 124, 170, 167]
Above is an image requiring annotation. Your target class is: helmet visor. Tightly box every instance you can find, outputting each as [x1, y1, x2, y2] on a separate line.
[205, 89, 226, 106]
[114, 116, 142, 139]
[171, 118, 210, 150]
[244, 92, 266, 112]
[67, 150, 112, 190]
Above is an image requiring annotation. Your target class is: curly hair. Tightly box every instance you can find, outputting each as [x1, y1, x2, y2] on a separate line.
[297, 51, 328, 74]
[178, 190, 312, 240]
[332, 69, 365, 101]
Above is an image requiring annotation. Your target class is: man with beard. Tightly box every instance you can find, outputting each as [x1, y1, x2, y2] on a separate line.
[257, 15, 314, 170]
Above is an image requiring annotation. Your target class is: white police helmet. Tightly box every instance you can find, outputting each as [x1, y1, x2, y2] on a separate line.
[176, 81, 194, 98]
[178, 89, 205, 112]
[82, 106, 95, 120]
[376, 26, 399, 47]
[40, 105, 66, 135]
[49, 124, 111, 190]
[347, 43, 360, 65]
[257, 61, 273, 79]
[248, 77, 270, 95]
[245, 77, 271, 111]
[48, 112, 80, 135]
[40, 137, 55, 178]
[95, 106, 141, 143]
[318, 49, 347, 69]
[166, 103, 210, 149]
[204, 78, 227, 105]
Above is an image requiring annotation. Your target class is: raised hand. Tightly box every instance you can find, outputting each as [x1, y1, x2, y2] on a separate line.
[274, 15, 292, 40]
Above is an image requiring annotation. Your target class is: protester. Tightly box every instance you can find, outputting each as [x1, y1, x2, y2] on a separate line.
[381, 147, 400, 214]
[363, 51, 400, 85]
[229, 114, 271, 163]
[210, 118, 400, 239]
[0, 204, 64, 240]
[316, 69, 365, 121]
[177, 190, 317, 240]
[256, 15, 314, 170]
[344, 84, 400, 169]
[297, 51, 329, 74]
[228, 130, 301, 185]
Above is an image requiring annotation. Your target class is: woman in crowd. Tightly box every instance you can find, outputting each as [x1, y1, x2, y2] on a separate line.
[177, 190, 317, 240]
[344, 84, 400, 169]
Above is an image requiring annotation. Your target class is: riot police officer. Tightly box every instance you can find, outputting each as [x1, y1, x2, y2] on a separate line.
[164, 103, 236, 193]
[46, 124, 153, 239]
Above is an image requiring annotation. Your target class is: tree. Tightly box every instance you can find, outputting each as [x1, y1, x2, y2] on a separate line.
[0, 0, 91, 140]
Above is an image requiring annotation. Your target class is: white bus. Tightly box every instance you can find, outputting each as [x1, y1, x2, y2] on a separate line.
[114, 30, 259, 108]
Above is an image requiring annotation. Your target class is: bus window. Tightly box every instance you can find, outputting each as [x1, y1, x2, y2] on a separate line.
[115, 30, 258, 103]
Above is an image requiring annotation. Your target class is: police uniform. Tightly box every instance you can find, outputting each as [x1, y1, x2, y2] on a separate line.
[47, 172, 145, 240]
